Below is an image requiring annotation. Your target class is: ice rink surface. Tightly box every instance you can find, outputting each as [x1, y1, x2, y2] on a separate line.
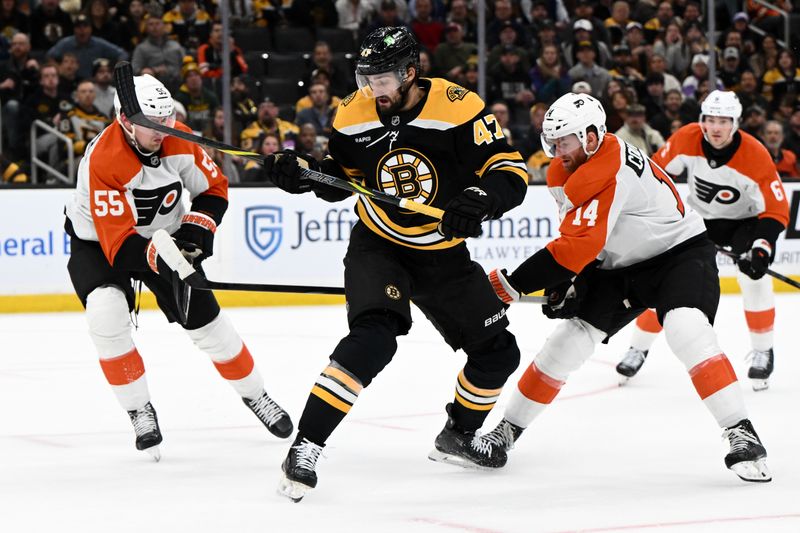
[2, 294, 799, 533]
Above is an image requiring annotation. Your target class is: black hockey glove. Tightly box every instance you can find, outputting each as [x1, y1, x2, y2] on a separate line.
[738, 239, 771, 280]
[262, 150, 319, 194]
[542, 264, 593, 319]
[439, 187, 499, 240]
[146, 234, 196, 325]
[172, 211, 217, 263]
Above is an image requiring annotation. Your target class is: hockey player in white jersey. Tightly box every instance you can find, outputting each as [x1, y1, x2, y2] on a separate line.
[617, 90, 788, 390]
[64, 75, 293, 460]
[486, 92, 771, 483]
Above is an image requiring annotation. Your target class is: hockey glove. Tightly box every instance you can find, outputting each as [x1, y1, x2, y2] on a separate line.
[146, 230, 199, 325]
[738, 239, 771, 280]
[439, 187, 498, 240]
[543, 280, 583, 319]
[262, 150, 319, 194]
[488, 268, 521, 304]
[172, 211, 217, 263]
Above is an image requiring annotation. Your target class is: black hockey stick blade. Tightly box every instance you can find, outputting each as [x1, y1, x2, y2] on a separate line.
[112, 61, 443, 220]
[715, 245, 800, 290]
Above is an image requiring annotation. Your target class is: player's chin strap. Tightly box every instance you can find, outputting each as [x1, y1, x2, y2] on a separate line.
[117, 115, 159, 158]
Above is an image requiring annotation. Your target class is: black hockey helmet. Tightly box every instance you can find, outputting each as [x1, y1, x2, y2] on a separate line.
[356, 26, 420, 78]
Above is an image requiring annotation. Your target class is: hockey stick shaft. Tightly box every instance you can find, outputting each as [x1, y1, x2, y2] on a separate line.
[715, 245, 800, 290]
[113, 62, 444, 220]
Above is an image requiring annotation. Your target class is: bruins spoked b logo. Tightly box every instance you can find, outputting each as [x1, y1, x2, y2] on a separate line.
[377, 149, 438, 203]
[385, 285, 401, 300]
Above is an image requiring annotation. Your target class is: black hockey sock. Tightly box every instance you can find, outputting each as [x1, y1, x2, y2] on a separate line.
[296, 363, 363, 446]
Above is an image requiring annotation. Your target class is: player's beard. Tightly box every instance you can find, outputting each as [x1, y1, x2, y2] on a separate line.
[376, 79, 413, 116]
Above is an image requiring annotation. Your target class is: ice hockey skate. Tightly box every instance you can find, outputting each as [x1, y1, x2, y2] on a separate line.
[484, 418, 525, 452]
[127, 402, 162, 461]
[277, 438, 324, 502]
[428, 404, 507, 470]
[616, 347, 648, 384]
[723, 419, 771, 482]
[746, 348, 774, 391]
[243, 390, 293, 438]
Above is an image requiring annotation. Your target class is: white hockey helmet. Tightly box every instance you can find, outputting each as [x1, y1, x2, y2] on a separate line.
[113, 74, 175, 120]
[700, 89, 742, 138]
[540, 92, 607, 158]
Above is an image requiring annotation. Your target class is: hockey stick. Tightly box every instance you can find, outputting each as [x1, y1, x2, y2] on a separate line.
[185, 276, 547, 303]
[113, 61, 444, 220]
[715, 245, 800, 290]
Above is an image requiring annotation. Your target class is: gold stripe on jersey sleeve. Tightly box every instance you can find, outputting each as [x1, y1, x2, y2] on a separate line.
[356, 200, 463, 250]
[477, 152, 527, 178]
[414, 78, 485, 127]
[492, 165, 529, 182]
[362, 196, 441, 236]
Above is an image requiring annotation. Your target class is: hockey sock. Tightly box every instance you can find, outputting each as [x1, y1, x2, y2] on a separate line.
[99, 347, 151, 412]
[297, 363, 363, 446]
[689, 354, 747, 428]
[450, 370, 504, 431]
[503, 361, 565, 429]
[631, 308, 662, 351]
[739, 272, 774, 351]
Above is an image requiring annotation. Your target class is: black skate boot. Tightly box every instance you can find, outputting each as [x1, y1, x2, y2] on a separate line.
[428, 404, 507, 470]
[277, 438, 324, 502]
[616, 347, 648, 384]
[723, 419, 771, 482]
[484, 418, 525, 452]
[243, 390, 293, 438]
[127, 402, 163, 461]
[746, 348, 774, 391]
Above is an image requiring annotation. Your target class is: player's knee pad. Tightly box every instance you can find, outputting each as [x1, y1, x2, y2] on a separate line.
[535, 318, 604, 381]
[662, 307, 721, 369]
[462, 330, 520, 386]
[185, 312, 242, 360]
[330, 311, 402, 387]
[736, 270, 774, 311]
[85, 286, 134, 358]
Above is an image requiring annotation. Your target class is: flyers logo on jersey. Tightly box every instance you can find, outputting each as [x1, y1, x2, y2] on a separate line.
[376, 149, 437, 202]
[132, 182, 182, 226]
[694, 175, 740, 204]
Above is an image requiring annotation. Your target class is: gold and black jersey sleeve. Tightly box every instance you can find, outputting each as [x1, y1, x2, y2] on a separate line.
[328, 78, 527, 250]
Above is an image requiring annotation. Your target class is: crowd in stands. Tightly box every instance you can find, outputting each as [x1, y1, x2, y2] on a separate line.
[0, 0, 799, 185]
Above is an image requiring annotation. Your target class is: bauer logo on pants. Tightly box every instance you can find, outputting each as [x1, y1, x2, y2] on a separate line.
[245, 206, 283, 260]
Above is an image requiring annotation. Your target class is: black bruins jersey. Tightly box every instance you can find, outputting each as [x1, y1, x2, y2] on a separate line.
[328, 77, 528, 250]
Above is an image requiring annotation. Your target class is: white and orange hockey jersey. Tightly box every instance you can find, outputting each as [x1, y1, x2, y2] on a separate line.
[65, 120, 227, 266]
[653, 123, 789, 226]
[545, 134, 707, 273]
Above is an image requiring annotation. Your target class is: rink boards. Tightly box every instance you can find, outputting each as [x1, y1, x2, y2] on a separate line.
[3, 184, 800, 311]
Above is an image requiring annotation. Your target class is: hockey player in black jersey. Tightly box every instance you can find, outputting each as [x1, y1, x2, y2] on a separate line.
[263, 27, 529, 501]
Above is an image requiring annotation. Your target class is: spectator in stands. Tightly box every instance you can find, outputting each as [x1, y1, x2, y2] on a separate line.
[487, 46, 534, 120]
[295, 82, 334, 137]
[641, 72, 665, 119]
[488, 21, 530, 71]
[570, 0, 611, 47]
[174, 60, 219, 132]
[518, 101, 546, 159]
[163, 0, 212, 54]
[615, 102, 665, 157]
[86, 0, 123, 47]
[46, 14, 128, 82]
[609, 44, 644, 94]
[294, 122, 325, 161]
[361, 1, 409, 44]
[749, 0, 792, 42]
[132, 10, 185, 94]
[774, 94, 800, 125]
[336, 0, 371, 40]
[644, 1, 676, 42]
[410, 0, 443, 52]
[418, 48, 434, 77]
[729, 12, 760, 54]
[762, 120, 799, 179]
[240, 97, 299, 151]
[56, 52, 79, 95]
[649, 89, 685, 140]
[487, 0, 526, 48]
[741, 105, 768, 143]
[718, 47, 745, 90]
[30, 0, 73, 51]
[647, 53, 681, 94]
[783, 106, 800, 156]
[749, 34, 779, 79]
[683, 20, 711, 58]
[736, 70, 769, 113]
[605, 87, 632, 132]
[296, 69, 341, 114]
[20, 63, 71, 173]
[197, 22, 248, 85]
[460, 61, 478, 92]
[682, 54, 723, 101]
[564, 19, 611, 69]
[0, 153, 27, 182]
[232, 75, 259, 133]
[763, 49, 800, 112]
[623, 22, 648, 72]
[568, 40, 611, 99]
[303, 41, 351, 98]
[241, 132, 281, 183]
[681, 1, 703, 26]
[61, 79, 110, 161]
[489, 100, 514, 145]
[91, 57, 115, 118]
[604, 0, 631, 46]
[433, 22, 475, 82]
[446, 0, 477, 43]
[653, 21, 689, 77]
[529, 43, 571, 106]
[0, 0, 29, 38]
[117, 0, 147, 50]
[253, 0, 289, 28]
[1, 32, 38, 159]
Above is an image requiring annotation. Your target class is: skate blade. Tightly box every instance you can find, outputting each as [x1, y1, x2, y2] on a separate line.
[427, 449, 496, 471]
[144, 445, 161, 462]
[617, 374, 632, 386]
[277, 475, 312, 503]
[750, 378, 769, 392]
[730, 458, 772, 483]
